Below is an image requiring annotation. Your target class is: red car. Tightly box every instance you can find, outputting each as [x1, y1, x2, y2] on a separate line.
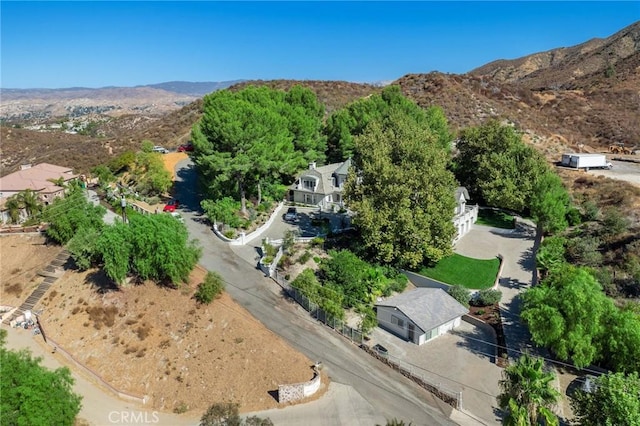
[163, 199, 179, 212]
[177, 143, 194, 152]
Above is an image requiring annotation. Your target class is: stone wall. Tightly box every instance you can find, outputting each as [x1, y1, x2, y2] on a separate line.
[278, 365, 321, 403]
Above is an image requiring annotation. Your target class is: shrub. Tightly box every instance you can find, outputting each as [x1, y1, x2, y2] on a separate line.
[223, 230, 236, 239]
[476, 289, 502, 306]
[566, 207, 582, 226]
[194, 272, 225, 304]
[200, 402, 273, 426]
[448, 285, 471, 307]
[298, 250, 312, 264]
[201, 197, 242, 228]
[283, 229, 298, 253]
[311, 237, 325, 248]
[262, 241, 279, 258]
[356, 304, 378, 335]
[581, 200, 600, 221]
[277, 254, 291, 269]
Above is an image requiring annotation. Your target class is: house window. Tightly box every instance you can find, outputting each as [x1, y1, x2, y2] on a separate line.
[391, 315, 404, 328]
[302, 179, 315, 190]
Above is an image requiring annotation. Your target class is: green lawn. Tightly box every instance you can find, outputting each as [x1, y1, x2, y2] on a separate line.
[476, 209, 515, 229]
[418, 254, 500, 290]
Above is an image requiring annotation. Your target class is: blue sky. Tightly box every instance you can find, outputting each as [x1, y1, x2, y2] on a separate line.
[1, 2, 638, 89]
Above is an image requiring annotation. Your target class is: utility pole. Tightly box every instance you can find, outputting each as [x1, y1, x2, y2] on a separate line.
[120, 196, 127, 223]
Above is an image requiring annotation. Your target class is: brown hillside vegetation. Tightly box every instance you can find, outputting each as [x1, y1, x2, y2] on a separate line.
[0, 235, 326, 414]
[470, 21, 640, 90]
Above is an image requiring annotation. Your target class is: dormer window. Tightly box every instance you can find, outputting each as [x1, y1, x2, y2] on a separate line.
[302, 178, 316, 190]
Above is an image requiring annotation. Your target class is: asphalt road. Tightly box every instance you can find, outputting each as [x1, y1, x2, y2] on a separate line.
[586, 159, 640, 186]
[173, 159, 456, 426]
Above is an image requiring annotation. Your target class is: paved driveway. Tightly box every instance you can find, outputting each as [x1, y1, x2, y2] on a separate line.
[370, 320, 502, 425]
[454, 224, 542, 359]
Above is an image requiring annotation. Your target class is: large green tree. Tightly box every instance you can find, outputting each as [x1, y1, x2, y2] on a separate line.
[344, 111, 457, 268]
[0, 329, 82, 426]
[96, 214, 201, 285]
[601, 306, 640, 374]
[132, 150, 172, 195]
[529, 171, 570, 235]
[43, 187, 106, 244]
[570, 372, 640, 426]
[324, 85, 451, 163]
[497, 354, 560, 426]
[455, 121, 547, 212]
[521, 266, 612, 368]
[192, 85, 324, 215]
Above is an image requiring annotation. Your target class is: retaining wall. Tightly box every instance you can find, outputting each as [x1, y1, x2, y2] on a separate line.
[402, 270, 450, 291]
[462, 314, 498, 361]
[278, 365, 321, 403]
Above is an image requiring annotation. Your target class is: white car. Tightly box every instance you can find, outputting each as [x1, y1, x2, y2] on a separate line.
[170, 212, 184, 223]
[152, 146, 169, 154]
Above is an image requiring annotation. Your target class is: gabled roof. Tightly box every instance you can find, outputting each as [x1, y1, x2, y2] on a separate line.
[333, 157, 352, 176]
[376, 288, 468, 333]
[455, 187, 470, 202]
[0, 163, 77, 194]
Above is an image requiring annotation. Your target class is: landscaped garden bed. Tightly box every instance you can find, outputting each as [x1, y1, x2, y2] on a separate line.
[418, 254, 500, 289]
[469, 303, 508, 367]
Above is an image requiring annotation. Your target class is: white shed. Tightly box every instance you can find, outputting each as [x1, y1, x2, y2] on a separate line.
[376, 288, 469, 345]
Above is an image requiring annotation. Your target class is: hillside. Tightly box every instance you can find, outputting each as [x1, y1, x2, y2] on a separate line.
[1, 22, 638, 177]
[470, 21, 640, 90]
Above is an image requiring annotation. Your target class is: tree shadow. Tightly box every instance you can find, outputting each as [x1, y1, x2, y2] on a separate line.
[174, 161, 203, 214]
[517, 246, 536, 273]
[499, 276, 528, 290]
[85, 269, 120, 294]
[453, 326, 496, 363]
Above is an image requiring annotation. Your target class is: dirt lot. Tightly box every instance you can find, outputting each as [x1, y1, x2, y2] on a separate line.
[0, 234, 64, 308]
[0, 235, 326, 415]
[162, 152, 188, 180]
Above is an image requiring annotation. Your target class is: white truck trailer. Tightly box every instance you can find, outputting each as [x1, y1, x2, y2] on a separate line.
[561, 153, 613, 170]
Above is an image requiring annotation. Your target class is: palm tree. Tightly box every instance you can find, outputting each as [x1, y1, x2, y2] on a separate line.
[497, 354, 560, 426]
[4, 196, 22, 224]
[16, 189, 42, 217]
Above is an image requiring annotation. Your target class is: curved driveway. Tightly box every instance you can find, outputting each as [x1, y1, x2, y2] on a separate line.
[454, 223, 541, 359]
[174, 159, 456, 426]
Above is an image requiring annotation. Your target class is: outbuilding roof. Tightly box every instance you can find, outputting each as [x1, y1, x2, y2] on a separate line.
[376, 288, 469, 333]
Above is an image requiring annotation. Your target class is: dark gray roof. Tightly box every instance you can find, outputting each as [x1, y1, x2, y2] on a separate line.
[333, 157, 352, 176]
[376, 288, 468, 333]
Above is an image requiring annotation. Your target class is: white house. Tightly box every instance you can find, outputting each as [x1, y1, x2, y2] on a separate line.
[289, 159, 351, 211]
[376, 288, 469, 345]
[453, 187, 478, 242]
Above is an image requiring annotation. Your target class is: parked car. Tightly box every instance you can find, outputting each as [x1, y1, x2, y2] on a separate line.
[178, 143, 194, 152]
[152, 146, 169, 154]
[163, 199, 180, 212]
[284, 207, 298, 222]
[170, 212, 184, 223]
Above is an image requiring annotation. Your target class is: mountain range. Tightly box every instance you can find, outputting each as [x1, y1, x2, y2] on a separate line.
[0, 21, 638, 176]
